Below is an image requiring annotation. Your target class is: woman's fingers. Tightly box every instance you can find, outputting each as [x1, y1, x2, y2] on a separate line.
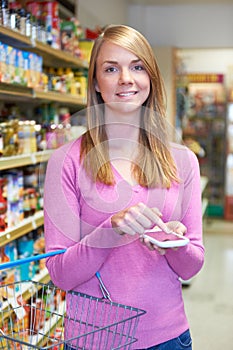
[125, 202, 167, 235]
[124, 212, 146, 235]
[129, 205, 152, 228]
[111, 202, 181, 238]
[111, 202, 162, 236]
[166, 221, 187, 236]
[138, 204, 171, 233]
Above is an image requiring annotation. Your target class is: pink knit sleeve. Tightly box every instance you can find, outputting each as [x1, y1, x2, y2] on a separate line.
[164, 148, 205, 280]
[43, 142, 126, 291]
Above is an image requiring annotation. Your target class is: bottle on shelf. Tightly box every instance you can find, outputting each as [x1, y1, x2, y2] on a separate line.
[9, 7, 17, 30]
[0, 0, 9, 27]
[18, 7, 26, 36]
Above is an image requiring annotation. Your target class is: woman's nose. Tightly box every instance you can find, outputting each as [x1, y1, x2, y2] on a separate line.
[119, 68, 133, 84]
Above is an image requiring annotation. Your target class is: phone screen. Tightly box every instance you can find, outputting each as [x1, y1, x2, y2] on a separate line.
[149, 231, 183, 242]
[143, 229, 189, 248]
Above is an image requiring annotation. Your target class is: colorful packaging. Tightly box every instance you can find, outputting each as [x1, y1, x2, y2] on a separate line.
[60, 21, 75, 54]
[14, 49, 25, 85]
[27, 52, 37, 88]
[40, 1, 59, 28]
[41, 1, 60, 49]
[22, 51, 30, 86]
[26, 1, 41, 18]
[8, 47, 17, 82]
[4, 170, 24, 228]
[0, 177, 7, 232]
[1, 44, 10, 83]
[0, 42, 3, 82]
[35, 54, 43, 89]
[78, 39, 94, 62]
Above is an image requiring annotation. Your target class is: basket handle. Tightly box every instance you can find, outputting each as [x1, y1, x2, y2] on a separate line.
[0, 249, 66, 270]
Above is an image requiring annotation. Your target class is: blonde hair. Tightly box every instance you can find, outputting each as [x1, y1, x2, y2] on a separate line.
[80, 24, 178, 187]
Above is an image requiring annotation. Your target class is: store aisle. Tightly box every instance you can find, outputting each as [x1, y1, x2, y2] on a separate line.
[182, 219, 233, 350]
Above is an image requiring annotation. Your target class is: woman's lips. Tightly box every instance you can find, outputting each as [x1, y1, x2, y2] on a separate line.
[116, 91, 137, 97]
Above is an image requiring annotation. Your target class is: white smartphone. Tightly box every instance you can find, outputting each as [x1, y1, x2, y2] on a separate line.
[143, 226, 190, 248]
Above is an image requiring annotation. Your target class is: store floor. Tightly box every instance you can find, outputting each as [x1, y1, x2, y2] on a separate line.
[182, 218, 233, 350]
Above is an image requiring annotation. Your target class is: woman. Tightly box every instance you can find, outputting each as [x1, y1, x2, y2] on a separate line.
[44, 24, 204, 349]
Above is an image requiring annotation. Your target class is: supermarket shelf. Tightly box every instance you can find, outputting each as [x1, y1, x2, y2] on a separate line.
[0, 26, 88, 69]
[34, 90, 86, 106]
[0, 25, 31, 48]
[0, 83, 33, 100]
[0, 150, 53, 170]
[0, 211, 44, 247]
[33, 41, 89, 69]
[0, 83, 87, 106]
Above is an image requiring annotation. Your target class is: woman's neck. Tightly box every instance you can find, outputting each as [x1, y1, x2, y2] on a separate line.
[105, 108, 140, 140]
[106, 124, 139, 163]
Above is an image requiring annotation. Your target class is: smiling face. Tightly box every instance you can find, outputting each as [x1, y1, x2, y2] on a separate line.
[95, 41, 151, 118]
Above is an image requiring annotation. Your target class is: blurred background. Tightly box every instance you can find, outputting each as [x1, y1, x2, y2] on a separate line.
[0, 1, 233, 349]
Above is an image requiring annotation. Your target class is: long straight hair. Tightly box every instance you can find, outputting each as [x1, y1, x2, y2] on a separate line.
[80, 24, 178, 188]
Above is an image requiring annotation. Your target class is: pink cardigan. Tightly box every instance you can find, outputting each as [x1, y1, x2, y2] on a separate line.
[44, 137, 204, 348]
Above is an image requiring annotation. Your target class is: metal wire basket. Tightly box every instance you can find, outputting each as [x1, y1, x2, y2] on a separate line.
[0, 280, 146, 350]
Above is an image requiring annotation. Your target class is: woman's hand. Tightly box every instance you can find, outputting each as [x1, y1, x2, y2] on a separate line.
[111, 202, 170, 236]
[142, 220, 187, 254]
[165, 221, 187, 236]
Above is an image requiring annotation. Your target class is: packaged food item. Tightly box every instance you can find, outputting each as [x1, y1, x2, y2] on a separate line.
[30, 298, 45, 332]
[8, 46, 17, 82]
[0, 177, 7, 232]
[1, 44, 10, 83]
[4, 170, 24, 227]
[60, 20, 75, 54]
[40, 1, 60, 49]
[15, 49, 24, 85]
[78, 39, 94, 62]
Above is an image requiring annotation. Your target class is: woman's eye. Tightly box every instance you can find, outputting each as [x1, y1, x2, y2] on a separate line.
[133, 65, 144, 71]
[105, 67, 117, 73]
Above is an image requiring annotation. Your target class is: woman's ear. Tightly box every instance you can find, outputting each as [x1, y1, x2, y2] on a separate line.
[95, 80, 100, 92]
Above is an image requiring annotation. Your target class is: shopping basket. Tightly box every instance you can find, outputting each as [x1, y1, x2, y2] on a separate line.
[0, 253, 146, 350]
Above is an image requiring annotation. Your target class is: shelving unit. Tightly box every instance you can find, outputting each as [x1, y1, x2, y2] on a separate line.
[0, 150, 53, 171]
[0, 12, 87, 347]
[0, 25, 88, 268]
[224, 102, 233, 220]
[0, 82, 86, 107]
[184, 116, 226, 217]
[0, 211, 44, 247]
[0, 25, 88, 112]
[0, 26, 88, 69]
[177, 74, 227, 217]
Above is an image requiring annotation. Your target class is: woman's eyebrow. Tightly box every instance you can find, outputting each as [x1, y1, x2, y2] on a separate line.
[102, 59, 141, 65]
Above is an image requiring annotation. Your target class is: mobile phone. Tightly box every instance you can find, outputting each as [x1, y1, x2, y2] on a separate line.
[143, 226, 189, 248]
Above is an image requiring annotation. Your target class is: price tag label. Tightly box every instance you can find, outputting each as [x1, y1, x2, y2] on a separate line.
[32, 218, 37, 230]
[31, 153, 37, 164]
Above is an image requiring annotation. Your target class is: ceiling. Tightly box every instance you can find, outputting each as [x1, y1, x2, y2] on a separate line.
[58, 0, 233, 19]
[128, 0, 233, 4]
